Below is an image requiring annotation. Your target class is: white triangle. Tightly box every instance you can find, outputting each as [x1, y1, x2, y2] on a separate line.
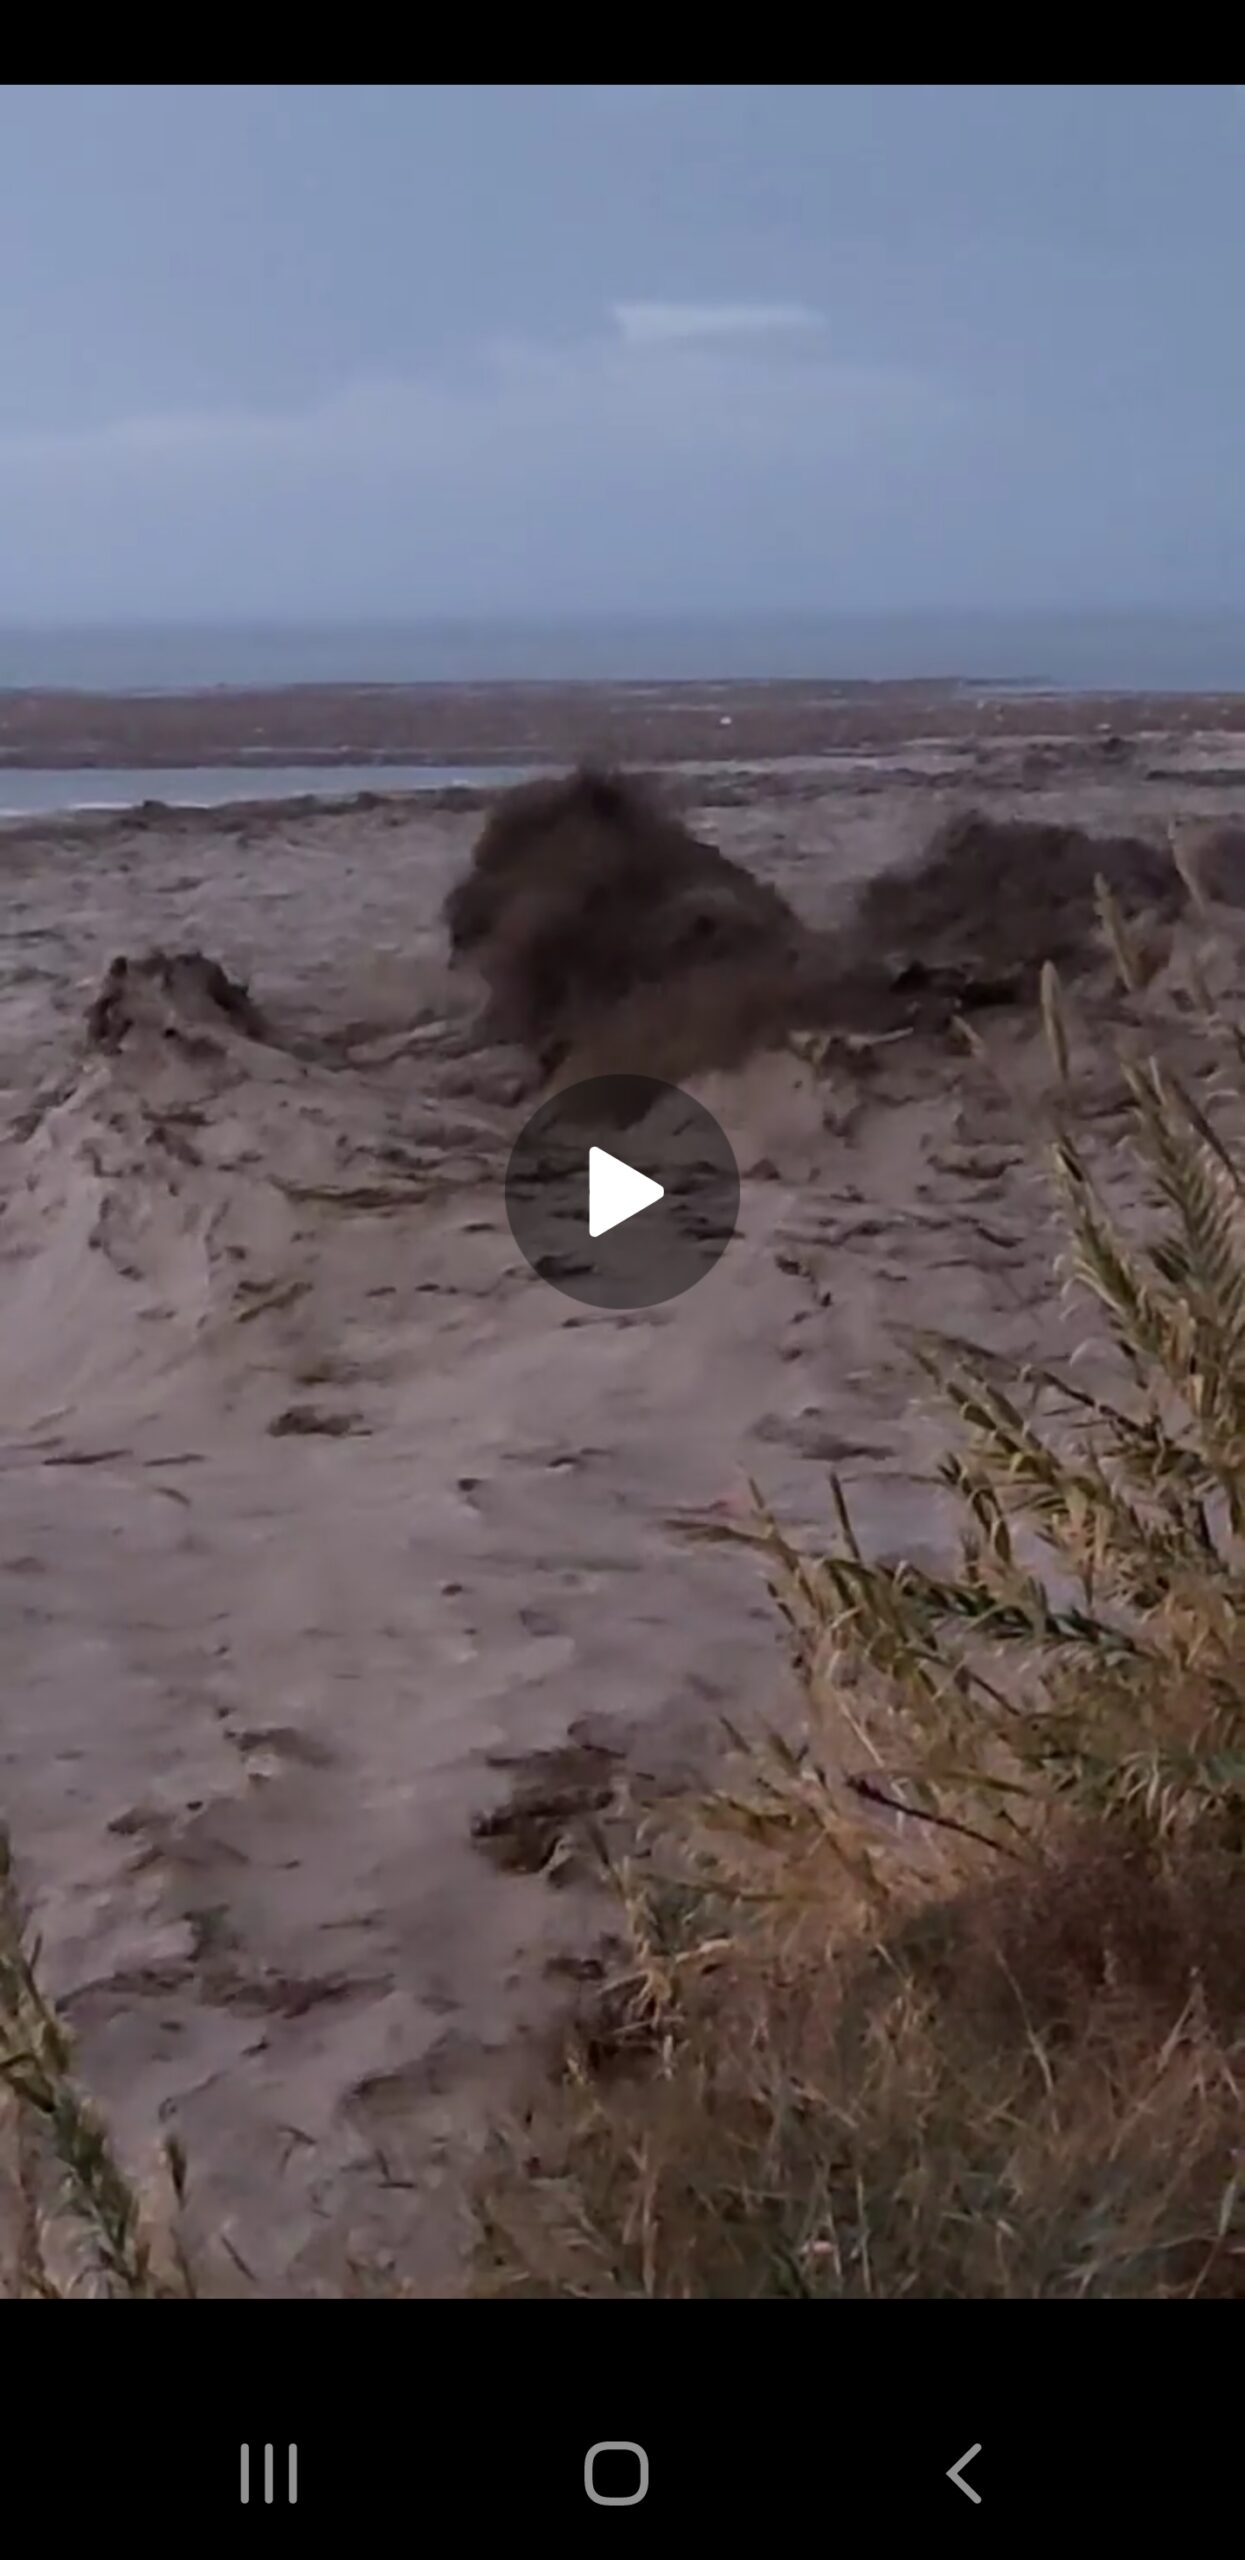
[588, 1145, 665, 1239]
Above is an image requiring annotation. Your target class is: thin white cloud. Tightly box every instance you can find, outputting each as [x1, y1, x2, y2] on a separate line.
[612, 301, 824, 346]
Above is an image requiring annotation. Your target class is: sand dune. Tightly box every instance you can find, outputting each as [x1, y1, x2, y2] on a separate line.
[2, 747, 1244, 2292]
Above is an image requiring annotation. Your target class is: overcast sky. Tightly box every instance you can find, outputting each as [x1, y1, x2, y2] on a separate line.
[2, 84, 1242, 622]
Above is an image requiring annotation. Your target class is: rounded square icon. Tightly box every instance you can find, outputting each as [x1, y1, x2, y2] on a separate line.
[584, 2441, 649, 2505]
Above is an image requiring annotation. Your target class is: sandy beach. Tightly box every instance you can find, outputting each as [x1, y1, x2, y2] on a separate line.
[4, 696, 1245, 2295]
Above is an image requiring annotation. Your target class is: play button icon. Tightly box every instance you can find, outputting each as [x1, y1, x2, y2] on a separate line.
[588, 1147, 664, 1239]
[506, 1074, 740, 1310]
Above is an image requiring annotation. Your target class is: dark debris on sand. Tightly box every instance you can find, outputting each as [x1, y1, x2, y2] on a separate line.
[853, 809, 1185, 993]
[443, 767, 808, 1066]
[441, 771, 1200, 1082]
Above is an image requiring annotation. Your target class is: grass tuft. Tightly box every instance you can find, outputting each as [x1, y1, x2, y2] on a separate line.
[0, 1828, 192, 2297]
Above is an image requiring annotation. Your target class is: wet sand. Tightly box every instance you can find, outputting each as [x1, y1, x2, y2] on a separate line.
[3, 713, 1245, 2294]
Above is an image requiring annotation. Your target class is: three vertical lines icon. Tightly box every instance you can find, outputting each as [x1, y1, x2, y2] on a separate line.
[240, 2445, 298, 2505]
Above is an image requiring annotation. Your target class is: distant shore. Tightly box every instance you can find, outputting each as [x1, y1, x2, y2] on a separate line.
[3, 677, 1245, 773]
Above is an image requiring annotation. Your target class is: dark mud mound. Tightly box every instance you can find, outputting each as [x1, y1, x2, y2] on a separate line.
[86, 950, 270, 1053]
[854, 811, 1185, 994]
[445, 778, 1185, 1086]
[444, 768, 807, 1063]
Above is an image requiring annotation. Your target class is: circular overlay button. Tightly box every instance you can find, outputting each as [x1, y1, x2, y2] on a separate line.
[505, 1074, 740, 1310]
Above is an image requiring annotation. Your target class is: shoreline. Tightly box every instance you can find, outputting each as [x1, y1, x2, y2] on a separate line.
[5, 739, 1245, 858]
[3, 676, 1245, 774]
[3, 705, 1245, 853]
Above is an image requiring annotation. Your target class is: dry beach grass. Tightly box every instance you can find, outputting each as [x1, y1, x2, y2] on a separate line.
[475, 945, 1245, 2299]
